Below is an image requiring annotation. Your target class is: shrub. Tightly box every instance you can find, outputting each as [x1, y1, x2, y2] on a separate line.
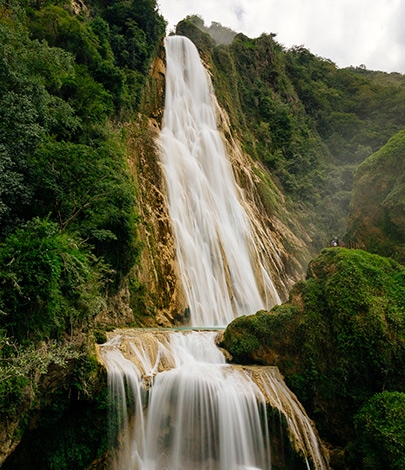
[0, 218, 104, 342]
[351, 391, 405, 470]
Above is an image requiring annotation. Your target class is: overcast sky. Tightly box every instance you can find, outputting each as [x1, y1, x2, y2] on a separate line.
[158, 0, 405, 74]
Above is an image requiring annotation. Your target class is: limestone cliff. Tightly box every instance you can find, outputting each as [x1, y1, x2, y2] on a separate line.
[125, 44, 189, 328]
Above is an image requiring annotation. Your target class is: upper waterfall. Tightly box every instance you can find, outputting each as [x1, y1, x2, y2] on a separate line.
[158, 35, 281, 326]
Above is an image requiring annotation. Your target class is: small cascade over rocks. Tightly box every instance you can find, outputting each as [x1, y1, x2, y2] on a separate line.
[99, 330, 329, 469]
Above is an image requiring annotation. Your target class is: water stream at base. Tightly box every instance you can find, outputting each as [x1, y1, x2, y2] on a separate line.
[100, 36, 329, 469]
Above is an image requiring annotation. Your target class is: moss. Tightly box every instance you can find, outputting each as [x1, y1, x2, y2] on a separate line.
[349, 391, 405, 470]
[222, 306, 300, 366]
[94, 327, 107, 344]
[175, 19, 215, 56]
[222, 315, 261, 363]
[223, 248, 405, 449]
[2, 395, 109, 469]
[266, 405, 309, 470]
[2, 350, 109, 469]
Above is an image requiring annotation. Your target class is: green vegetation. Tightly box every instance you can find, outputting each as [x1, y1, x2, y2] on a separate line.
[1, 355, 109, 470]
[0, 218, 104, 342]
[178, 19, 405, 248]
[183, 15, 237, 45]
[222, 248, 405, 468]
[0, 0, 164, 280]
[1, 3, 405, 467]
[346, 129, 405, 262]
[351, 391, 405, 469]
[0, 0, 165, 466]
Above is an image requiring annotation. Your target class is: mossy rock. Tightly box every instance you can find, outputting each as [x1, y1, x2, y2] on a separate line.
[222, 248, 405, 449]
[222, 304, 300, 370]
[175, 19, 215, 56]
[349, 391, 405, 470]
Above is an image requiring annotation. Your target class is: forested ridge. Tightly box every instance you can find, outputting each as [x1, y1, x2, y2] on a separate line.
[1, 3, 405, 468]
[180, 16, 405, 249]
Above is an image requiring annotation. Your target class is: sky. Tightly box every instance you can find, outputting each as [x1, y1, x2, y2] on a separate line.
[158, 0, 405, 74]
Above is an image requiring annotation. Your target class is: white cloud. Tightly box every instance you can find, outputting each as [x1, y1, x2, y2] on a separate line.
[158, 0, 405, 73]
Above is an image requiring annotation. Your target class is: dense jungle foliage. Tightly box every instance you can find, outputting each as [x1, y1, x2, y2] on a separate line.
[346, 129, 405, 263]
[0, 0, 165, 466]
[222, 248, 405, 469]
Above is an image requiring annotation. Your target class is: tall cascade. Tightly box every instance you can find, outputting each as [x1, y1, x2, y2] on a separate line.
[100, 36, 329, 470]
[158, 35, 280, 326]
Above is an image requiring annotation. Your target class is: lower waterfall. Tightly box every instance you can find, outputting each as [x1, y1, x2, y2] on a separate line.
[99, 330, 329, 469]
[100, 35, 329, 469]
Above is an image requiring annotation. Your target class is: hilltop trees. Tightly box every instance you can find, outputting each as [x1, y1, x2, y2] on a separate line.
[346, 129, 405, 263]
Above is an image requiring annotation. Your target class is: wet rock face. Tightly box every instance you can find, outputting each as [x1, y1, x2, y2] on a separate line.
[0, 420, 21, 467]
[128, 119, 189, 327]
[99, 329, 329, 470]
[213, 98, 303, 303]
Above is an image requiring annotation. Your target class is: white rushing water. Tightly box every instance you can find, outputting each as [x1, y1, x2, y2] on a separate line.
[158, 35, 280, 326]
[100, 35, 329, 470]
[100, 330, 328, 470]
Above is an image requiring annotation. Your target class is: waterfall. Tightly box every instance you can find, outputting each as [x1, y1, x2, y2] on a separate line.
[100, 35, 329, 470]
[99, 330, 329, 469]
[158, 35, 280, 326]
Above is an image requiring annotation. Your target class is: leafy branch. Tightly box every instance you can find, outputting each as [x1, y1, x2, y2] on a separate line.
[0, 336, 81, 384]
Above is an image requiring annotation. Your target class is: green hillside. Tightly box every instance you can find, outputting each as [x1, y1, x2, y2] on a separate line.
[178, 16, 405, 248]
[346, 129, 405, 262]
